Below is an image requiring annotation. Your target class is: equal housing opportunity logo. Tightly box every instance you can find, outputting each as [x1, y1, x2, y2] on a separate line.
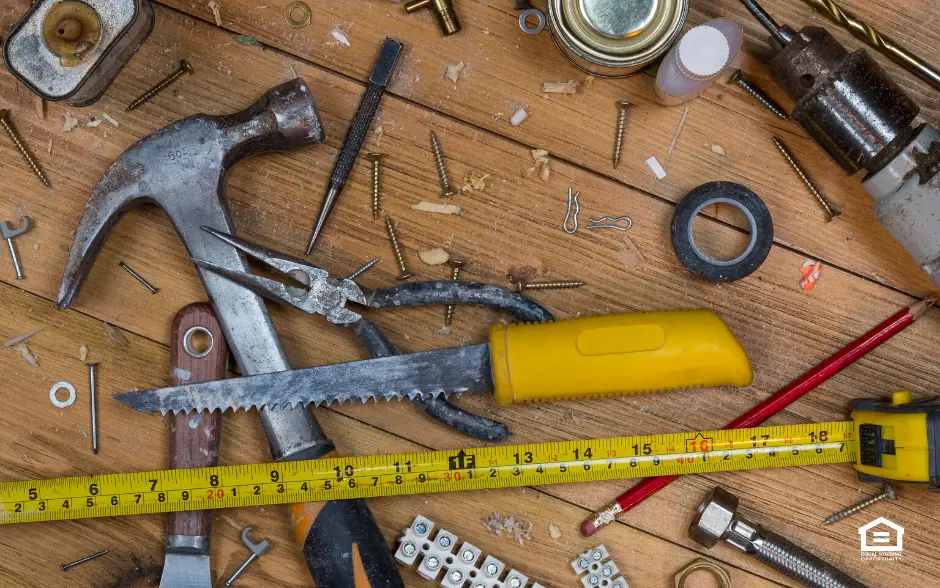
[858, 517, 904, 561]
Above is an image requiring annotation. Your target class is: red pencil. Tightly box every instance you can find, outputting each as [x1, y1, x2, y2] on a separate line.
[581, 297, 936, 537]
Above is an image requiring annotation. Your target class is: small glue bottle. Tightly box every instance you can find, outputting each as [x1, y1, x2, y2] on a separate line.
[654, 18, 743, 106]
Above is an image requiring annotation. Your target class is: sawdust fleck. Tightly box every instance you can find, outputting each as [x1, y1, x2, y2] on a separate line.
[4, 328, 43, 348]
[461, 171, 489, 194]
[412, 201, 463, 215]
[102, 322, 127, 346]
[47, 139, 53, 155]
[87, 118, 103, 128]
[79, 345, 89, 362]
[102, 112, 120, 128]
[329, 28, 351, 47]
[207, 1, 222, 26]
[526, 149, 551, 182]
[710, 143, 727, 156]
[33, 96, 45, 120]
[10, 343, 38, 368]
[79, 427, 88, 439]
[444, 62, 466, 87]
[61, 114, 79, 132]
[482, 512, 534, 545]
[542, 80, 578, 95]
[418, 248, 450, 265]
[549, 523, 562, 539]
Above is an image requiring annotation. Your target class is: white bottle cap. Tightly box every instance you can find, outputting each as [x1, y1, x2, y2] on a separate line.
[676, 25, 731, 81]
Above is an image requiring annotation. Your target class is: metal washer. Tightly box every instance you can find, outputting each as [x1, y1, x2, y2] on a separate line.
[50, 381, 76, 408]
[284, 1, 312, 28]
[519, 8, 546, 35]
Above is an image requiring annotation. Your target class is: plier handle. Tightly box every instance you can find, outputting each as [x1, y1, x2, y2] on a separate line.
[193, 227, 555, 441]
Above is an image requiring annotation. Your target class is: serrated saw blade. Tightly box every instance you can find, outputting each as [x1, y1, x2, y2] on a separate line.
[115, 343, 494, 415]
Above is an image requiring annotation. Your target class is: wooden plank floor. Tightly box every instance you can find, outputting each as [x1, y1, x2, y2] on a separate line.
[1, 0, 939, 585]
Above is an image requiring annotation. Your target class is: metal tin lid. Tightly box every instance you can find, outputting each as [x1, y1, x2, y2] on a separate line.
[549, 0, 689, 76]
[3, 0, 143, 101]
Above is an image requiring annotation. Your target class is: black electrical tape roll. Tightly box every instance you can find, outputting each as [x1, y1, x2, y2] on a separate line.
[671, 182, 774, 282]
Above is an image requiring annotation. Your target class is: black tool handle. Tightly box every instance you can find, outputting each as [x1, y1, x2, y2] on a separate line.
[331, 39, 403, 188]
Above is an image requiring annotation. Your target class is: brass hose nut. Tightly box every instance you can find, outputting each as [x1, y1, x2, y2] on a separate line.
[404, 0, 461, 36]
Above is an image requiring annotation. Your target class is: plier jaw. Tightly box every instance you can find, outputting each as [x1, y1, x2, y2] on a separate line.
[194, 227, 368, 325]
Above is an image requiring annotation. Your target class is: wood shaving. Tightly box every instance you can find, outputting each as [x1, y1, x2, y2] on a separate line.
[461, 171, 489, 194]
[330, 28, 351, 47]
[542, 80, 578, 95]
[102, 322, 127, 346]
[61, 114, 79, 132]
[549, 523, 562, 539]
[619, 234, 646, 269]
[418, 248, 450, 265]
[583, 75, 595, 90]
[710, 143, 727, 156]
[87, 118, 103, 128]
[102, 112, 120, 128]
[10, 343, 38, 368]
[527, 149, 550, 182]
[373, 125, 384, 147]
[664, 105, 691, 165]
[34, 96, 45, 120]
[411, 201, 463, 215]
[207, 1, 222, 26]
[4, 328, 43, 348]
[482, 512, 534, 545]
[79, 345, 89, 362]
[444, 62, 465, 87]
[47, 139, 53, 155]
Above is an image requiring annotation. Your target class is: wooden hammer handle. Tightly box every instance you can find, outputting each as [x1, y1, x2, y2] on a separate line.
[167, 303, 228, 538]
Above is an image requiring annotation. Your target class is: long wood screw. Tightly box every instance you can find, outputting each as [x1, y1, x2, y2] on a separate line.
[444, 260, 464, 327]
[730, 70, 789, 120]
[368, 153, 383, 219]
[0, 110, 50, 187]
[346, 257, 381, 281]
[822, 483, 896, 525]
[127, 60, 194, 111]
[515, 280, 585, 293]
[612, 101, 631, 169]
[773, 137, 841, 222]
[384, 215, 413, 280]
[429, 131, 457, 197]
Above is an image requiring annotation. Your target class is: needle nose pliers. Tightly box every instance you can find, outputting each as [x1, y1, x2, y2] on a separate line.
[192, 226, 555, 441]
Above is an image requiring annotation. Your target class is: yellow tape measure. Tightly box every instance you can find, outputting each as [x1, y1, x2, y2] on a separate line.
[0, 421, 856, 525]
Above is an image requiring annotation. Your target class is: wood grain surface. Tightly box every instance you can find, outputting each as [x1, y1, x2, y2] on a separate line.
[0, 0, 938, 586]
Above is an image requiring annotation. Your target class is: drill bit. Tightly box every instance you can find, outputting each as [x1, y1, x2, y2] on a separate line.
[800, 0, 940, 91]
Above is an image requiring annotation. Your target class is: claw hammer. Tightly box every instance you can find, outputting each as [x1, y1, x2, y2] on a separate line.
[57, 80, 403, 587]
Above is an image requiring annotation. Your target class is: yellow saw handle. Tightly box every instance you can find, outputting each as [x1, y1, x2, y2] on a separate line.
[489, 310, 752, 405]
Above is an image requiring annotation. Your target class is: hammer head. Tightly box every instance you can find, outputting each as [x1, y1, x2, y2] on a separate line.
[57, 78, 324, 309]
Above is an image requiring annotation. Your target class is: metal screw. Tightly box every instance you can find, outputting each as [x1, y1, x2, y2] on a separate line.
[384, 214, 413, 280]
[429, 130, 456, 197]
[89, 363, 99, 455]
[346, 257, 381, 281]
[461, 549, 475, 562]
[449, 570, 464, 582]
[415, 522, 429, 534]
[515, 280, 585, 293]
[127, 59, 194, 111]
[426, 556, 440, 570]
[508, 578, 522, 588]
[729, 69, 789, 120]
[613, 100, 631, 169]
[823, 483, 897, 526]
[0, 110, 50, 187]
[485, 562, 499, 575]
[402, 542, 417, 556]
[444, 260, 464, 328]
[578, 559, 589, 569]
[61, 550, 109, 571]
[119, 261, 159, 294]
[369, 153, 383, 219]
[772, 137, 841, 222]
[438, 535, 452, 548]
[589, 575, 600, 585]
[591, 550, 603, 560]
[602, 565, 613, 577]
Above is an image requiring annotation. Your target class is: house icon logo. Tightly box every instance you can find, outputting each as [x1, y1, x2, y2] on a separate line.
[858, 517, 904, 555]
